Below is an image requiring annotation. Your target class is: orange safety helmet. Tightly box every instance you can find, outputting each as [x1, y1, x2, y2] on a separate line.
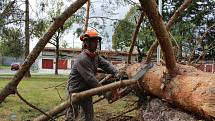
[80, 29, 102, 41]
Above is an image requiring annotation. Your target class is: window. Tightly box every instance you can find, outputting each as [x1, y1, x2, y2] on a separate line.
[42, 59, 53, 69]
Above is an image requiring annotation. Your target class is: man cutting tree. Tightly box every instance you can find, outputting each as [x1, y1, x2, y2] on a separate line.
[65, 29, 122, 121]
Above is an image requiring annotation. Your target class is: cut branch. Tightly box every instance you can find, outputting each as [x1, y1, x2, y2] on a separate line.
[0, 0, 88, 103]
[15, 89, 55, 121]
[128, 12, 144, 64]
[34, 78, 140, 121]
[84, 0, 90, 32]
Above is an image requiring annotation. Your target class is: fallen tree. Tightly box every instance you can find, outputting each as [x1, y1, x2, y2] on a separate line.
[34, 0, 214, 121]
[138, 0, 215, 120]
[127, 63, 215, 120]
[2, 0, 215, 121]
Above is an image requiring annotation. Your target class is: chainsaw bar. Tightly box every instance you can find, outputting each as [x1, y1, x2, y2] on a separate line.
[131, 63, 154, 81]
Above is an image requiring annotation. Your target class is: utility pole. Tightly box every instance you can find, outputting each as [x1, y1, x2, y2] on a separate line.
[73, 34, 75, 49]
[156, 0, 162, 64]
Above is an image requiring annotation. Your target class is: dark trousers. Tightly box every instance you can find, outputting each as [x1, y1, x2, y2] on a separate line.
[65, 96, 94, 121]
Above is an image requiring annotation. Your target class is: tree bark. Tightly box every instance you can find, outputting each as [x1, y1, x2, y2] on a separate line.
[24, 0, 31, 78]
[126, 63, 215, 120]
[34, 63, 215, 120]
[0, 0, 88, 103]
[145, 0, 192, 64]
[55, 31, 60, 75]
[128, 12, 144, 64]
[139, 0, 177, 75]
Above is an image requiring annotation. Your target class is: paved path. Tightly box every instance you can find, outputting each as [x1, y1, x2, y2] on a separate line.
[0, 68, 16, 75]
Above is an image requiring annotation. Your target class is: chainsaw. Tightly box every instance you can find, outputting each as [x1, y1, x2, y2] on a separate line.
[103, 63, 154, 103]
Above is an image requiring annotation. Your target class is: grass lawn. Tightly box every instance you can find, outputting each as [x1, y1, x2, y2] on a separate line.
[0, 75, 138, 121]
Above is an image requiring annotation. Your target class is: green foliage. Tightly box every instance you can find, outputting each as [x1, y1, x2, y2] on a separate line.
[172, 22, 194, 41]
[112, 4, 154, 61]
[0, 28, 23, 58]
[0, 1, 24, 29]
[31, 19, 48, 38]
[112, 20, 134, 51]
[112, 0, 215, 61]
[33, 0, 85, 47]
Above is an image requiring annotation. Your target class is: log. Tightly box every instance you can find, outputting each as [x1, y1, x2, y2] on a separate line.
[34, 78, 140, 121]
[127, 63, 215, 120]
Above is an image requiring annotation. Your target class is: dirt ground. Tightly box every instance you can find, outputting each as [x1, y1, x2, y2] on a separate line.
[93, 97, 207, 121]
[137, 98, 207, 121]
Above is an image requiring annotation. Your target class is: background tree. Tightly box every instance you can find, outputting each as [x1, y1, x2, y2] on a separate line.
[112, 5, 155, 61]
[112, 20, 134, 51]
[0, 0, 30, 66]
[0, 28, 24, 58]
[34, 0, 83, 75]
[24, 0, 31, 77]
[163, 0, 215, 62]
[112, 0, 215, 63]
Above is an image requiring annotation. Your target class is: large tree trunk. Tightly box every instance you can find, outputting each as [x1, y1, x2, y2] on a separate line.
[127, 12, 144, 64]
[138, 0, 215, 120]
[145, 0, 192, 64]
[139, 0, 177, 75]
[126, 63, 215, 120]
[33, 63, 215, 121]
[24, 0, 31, 78]
[0, 0, 88, 103]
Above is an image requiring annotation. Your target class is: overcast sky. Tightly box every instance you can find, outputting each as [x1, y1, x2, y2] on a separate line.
[29, 0, 139, 51]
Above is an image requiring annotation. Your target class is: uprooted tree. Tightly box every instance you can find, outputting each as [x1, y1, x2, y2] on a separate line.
[0, 0, 215, 120]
